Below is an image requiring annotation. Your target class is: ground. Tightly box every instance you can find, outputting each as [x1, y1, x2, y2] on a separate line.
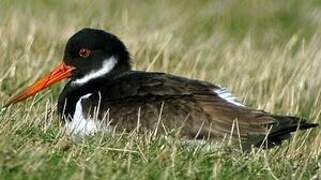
[0, 0, 321, 179]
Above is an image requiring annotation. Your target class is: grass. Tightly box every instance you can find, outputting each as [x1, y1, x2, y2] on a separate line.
[1, 0, 321, 179]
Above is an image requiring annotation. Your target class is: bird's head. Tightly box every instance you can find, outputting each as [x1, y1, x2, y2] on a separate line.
[5, 28, 131, 106]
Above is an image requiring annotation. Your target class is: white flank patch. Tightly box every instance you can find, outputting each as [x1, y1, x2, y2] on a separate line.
[65, 93, 99, 136]
[72, 56, 117, 85]
[213, 88, 245, 107]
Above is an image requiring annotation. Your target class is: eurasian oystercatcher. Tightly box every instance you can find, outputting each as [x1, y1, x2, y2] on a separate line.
[5, 28, 318, 148]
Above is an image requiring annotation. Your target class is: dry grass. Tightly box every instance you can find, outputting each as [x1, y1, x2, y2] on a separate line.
[1, 0, 321, 179]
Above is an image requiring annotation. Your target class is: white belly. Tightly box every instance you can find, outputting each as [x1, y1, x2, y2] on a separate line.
[64, 93, 107, 136]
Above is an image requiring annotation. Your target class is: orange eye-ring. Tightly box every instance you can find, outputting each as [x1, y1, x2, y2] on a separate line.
[79, 48, 91, 58]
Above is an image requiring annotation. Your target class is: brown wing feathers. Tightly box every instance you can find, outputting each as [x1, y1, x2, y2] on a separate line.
[101, 72, 317, 147]
[194, 93, 275, 135]
[153, 74, 316, 145]
[134, 74, 276, 138]
[193, 89, 318, 147]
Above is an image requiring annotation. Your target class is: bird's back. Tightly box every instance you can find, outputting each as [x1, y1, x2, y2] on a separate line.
[58, 71, 317, 148]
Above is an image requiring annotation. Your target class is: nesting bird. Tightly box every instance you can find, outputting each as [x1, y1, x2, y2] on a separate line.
[5, 28, 317, 148]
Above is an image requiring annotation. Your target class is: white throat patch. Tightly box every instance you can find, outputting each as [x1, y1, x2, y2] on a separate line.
[72, 56, 117, 86]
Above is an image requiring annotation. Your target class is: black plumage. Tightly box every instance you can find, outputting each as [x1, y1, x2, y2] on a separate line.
[6, 28, 318, 149]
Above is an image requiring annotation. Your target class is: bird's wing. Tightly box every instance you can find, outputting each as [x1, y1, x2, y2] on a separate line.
[103, 72, 276, 139]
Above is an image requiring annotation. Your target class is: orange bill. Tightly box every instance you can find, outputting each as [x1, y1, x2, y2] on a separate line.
[5, 63, 75, 107]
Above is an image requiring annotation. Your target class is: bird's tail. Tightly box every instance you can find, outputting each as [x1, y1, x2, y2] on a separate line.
[257, 115, 318, 148]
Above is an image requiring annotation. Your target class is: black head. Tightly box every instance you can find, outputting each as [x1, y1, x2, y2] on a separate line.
[63, 28, 131, 85]
[4, 28, 132, 107]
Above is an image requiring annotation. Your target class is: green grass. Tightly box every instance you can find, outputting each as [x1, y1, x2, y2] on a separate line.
[1, 0, 321, 179]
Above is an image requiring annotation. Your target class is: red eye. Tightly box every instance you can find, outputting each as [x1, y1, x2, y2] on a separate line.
[79, 48, 91, 58]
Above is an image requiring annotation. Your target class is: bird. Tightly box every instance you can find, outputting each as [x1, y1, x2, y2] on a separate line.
[4, 28, 318, 149]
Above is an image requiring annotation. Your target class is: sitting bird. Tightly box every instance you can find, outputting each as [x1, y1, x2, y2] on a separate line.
[5, 28, 318, 148]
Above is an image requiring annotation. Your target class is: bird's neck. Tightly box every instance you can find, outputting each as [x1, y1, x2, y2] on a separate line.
[57, 70, 129, 120]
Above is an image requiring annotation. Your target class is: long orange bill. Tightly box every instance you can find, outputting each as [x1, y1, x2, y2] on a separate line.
[4, 63, 75, 107]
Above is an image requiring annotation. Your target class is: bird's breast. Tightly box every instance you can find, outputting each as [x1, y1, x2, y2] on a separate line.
[63, 93, 112, 136]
